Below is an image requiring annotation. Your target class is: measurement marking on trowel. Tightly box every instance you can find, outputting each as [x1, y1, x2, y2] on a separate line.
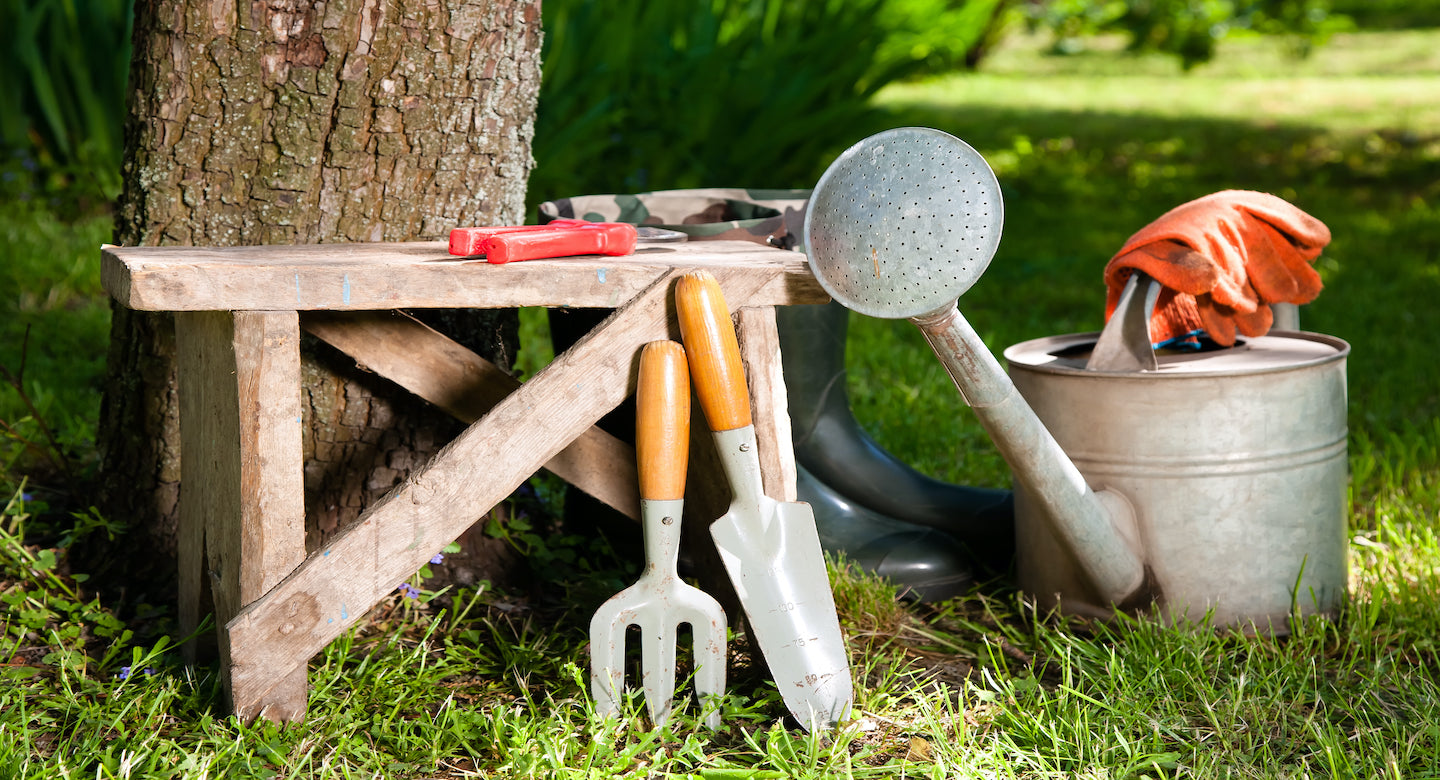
[781, 635, 822, 649]
[797, 671, 839, 687]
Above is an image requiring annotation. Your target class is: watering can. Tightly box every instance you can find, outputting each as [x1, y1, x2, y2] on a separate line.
[803, 127, 1350, 630]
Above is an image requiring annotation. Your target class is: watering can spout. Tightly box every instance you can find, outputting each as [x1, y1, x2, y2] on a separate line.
[801, 126, 1145, 607]
[914, 308, 1147, 605]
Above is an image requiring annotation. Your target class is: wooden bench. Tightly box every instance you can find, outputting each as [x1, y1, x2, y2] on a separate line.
[102, 240, 827, 722]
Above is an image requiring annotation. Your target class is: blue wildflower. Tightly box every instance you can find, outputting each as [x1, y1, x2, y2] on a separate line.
[430, 553, 444, 565]
[116, 666, 131, 680]
[398, 583, 420, 600]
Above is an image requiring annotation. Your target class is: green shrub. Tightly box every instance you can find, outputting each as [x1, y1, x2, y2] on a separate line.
[528, 0, 1009, 207]
[0, 0, 134, 202]
[1022, 0, 1349, 68]
[1329, 0, 1440, 29]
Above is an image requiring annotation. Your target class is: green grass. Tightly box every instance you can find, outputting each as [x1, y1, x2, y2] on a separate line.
[0, 201, 112, 480]
[4, 27, 1440, 779]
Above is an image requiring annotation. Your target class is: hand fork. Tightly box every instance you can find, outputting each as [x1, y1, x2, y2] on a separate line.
[589, 340, 728, 729]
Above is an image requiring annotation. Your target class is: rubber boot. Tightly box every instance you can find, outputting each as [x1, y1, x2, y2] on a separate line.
[799, 464, 974, 602]
[777, 301, 1015, 575]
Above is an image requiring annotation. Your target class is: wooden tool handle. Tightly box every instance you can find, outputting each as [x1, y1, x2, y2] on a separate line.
[675, 270, 752, 432]
[636, 340, 690, 501]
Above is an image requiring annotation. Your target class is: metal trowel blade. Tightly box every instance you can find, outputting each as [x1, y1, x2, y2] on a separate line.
[710, 496, 853, 730]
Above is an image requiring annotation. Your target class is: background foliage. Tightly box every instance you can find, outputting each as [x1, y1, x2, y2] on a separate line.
[1021, 0, 1350, 67]
[526, 0, 1008, 208]
[0, 0, 133, 205]
[0, 0, 1358, 210]
[527, 0, 1351, 205]
[1329, 0, 1440, 29]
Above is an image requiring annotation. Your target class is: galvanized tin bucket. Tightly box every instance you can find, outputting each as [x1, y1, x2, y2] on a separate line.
[1003, 331, 1350, 630]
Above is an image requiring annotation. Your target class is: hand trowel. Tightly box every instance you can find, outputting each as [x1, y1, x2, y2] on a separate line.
[674, 270, 853, 731]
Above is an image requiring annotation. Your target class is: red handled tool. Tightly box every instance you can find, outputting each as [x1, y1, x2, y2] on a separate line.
[448, 220, 639, 264]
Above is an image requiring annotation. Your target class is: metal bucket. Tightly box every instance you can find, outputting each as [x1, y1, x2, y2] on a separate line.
[1003, 331, 1350, 630]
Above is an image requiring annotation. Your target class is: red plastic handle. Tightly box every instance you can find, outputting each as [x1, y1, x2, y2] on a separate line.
[448, 219, 590, 256]
[484, 223, 638, 264]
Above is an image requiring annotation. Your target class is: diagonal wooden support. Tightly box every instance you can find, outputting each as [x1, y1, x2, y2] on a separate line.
[302, 311, 640, 520]
[225, 269, 791, 711]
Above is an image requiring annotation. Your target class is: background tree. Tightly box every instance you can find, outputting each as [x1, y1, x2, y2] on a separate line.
[96, 0, 542, 589]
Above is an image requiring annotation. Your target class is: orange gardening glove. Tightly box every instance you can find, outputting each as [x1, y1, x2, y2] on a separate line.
[1103, 190, 1331, 347]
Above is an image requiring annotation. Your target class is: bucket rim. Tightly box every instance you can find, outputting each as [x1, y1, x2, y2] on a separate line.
[1003, 330, 1350, 379]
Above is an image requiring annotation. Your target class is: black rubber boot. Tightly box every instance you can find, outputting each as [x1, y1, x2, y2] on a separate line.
[798, 464, 974, 602]
[777, 302, 1015, 575]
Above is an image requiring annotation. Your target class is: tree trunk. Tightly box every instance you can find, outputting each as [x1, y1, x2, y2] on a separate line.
[98, 0, 543, 589]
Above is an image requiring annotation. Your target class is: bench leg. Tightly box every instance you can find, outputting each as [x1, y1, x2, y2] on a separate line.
[736, 306, 798, 502]
[176, 310, 308, 722]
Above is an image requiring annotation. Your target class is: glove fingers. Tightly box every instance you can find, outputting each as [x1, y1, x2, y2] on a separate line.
[1233, 192, 1332, 253]
[1197, 295, 1238, 347]
[1234, 304, 1273, 338]
[1244, 218, 1324, 304]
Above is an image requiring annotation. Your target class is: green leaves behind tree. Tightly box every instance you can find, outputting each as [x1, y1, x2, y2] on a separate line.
[529, 0, 1011, 207]
[1328, 0, 1440, 30]
[1023, 0, 1350, 68]
[0, 0, 134, 202]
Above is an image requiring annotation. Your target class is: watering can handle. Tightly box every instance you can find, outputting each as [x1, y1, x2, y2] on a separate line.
[1086, 271, 1161, 372]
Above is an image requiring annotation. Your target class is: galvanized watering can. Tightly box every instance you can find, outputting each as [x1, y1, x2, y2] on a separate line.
[804, 127, 1350, 630]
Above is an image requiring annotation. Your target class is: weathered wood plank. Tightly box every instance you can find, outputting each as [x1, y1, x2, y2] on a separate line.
[736, 306, 798, 503]
[224, 268, 785, 707]
[301, 311, 640, 520]
[176, 311, 308, 723]
[102, 240, 828, 312]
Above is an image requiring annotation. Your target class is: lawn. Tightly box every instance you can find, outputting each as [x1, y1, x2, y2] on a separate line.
[4, 27, 1440, 779]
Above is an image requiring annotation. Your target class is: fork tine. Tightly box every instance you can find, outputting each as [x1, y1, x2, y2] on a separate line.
[693, 614, 727, 729]
[642, 618, 679, 727]
[680, 597, 729, 730]
[589, 603, 630, 717]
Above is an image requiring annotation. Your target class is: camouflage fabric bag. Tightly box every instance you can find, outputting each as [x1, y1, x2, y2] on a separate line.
[538, 188, 811, 250]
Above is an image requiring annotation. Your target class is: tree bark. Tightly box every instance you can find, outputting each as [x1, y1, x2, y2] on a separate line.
[99, 0, 543, 586]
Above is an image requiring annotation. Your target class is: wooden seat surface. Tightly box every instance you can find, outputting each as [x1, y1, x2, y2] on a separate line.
[103, 240, 822, 311]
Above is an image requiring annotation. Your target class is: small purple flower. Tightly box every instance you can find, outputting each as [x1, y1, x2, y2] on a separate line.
[116, 666, 131, 680]
[21, 492, 34, 503]
[430, 553, 444, 565]
[398, 583, 420, 600]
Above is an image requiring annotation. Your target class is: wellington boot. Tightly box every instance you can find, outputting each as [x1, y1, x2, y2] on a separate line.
[777, 302, 1015, 575]
[798, 465, 974, 602]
